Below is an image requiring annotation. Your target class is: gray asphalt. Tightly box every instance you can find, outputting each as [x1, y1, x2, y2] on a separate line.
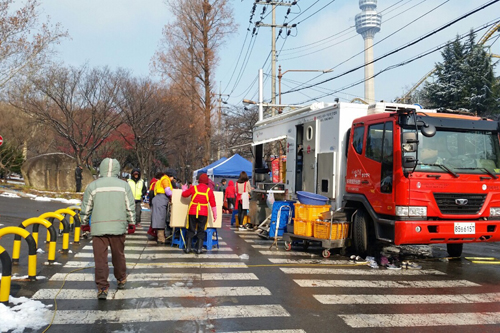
[2, 194, 500, 332]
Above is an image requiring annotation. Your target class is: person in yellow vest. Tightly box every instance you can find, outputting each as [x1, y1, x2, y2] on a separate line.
[152, 169, 176, 244]
[181, 173, 217, 254]
[127, 168, 147, 228]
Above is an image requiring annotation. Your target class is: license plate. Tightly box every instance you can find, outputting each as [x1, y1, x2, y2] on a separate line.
[454, 222, 475, 234]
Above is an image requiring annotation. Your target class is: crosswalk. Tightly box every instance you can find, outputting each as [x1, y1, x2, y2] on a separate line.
[234, 226, 500, 331]
[32, 215, 300, 332]
[21, 213, 500, 331]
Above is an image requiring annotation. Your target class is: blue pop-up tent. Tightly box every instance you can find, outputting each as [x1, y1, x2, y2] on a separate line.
[192, 157, 227, 180]
[207, 154, 252, 178]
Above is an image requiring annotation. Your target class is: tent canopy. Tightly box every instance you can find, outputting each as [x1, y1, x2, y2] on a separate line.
[207, 154, 252, 178]
[193, 157, 227, 178]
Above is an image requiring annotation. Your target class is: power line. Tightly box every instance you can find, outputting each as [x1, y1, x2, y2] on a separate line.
[296, 20, 500, 104]
[282, 0, 500, 97]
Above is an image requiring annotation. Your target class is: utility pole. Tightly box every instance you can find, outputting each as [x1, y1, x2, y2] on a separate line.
[255, 1, 296, 117]
[216, 85, 229, 160]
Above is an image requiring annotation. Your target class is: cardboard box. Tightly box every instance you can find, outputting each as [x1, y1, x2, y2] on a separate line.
[169, 189, 223, 228]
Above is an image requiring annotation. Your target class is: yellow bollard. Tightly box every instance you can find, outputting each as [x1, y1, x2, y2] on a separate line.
[0, 227, 37, 281]
[12, 218, 58, 264]
[40, 212, 65, 243]
[67, 206, 82, 244]
[55, 209, 77, 253]
[0, 246, 12, 304]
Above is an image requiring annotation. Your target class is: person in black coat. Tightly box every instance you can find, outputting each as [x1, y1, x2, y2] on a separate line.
[75, 165, 83, 192]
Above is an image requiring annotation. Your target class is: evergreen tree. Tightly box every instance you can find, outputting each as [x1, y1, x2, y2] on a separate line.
[424, 31, 498, 116]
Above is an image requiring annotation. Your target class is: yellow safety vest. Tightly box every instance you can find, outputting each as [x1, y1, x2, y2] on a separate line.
[127, 179, 144, 201]
[186, 186, 210, 230]
[154, 175, 172, 195]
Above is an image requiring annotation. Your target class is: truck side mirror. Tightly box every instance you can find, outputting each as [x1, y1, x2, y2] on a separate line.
[421, 123, 436, 137]
[403, 156, 417, 169]
[402, 132, 418, 152]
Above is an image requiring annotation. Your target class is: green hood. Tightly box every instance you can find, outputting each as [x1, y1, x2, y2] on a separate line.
[99, 158, 120, 178]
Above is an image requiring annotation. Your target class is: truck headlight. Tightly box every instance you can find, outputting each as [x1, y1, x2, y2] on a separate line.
[396, 206, 427, 217]
[490, 207, 500, 216]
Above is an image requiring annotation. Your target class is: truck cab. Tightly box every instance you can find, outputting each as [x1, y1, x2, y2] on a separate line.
[344, 106, 500, 256]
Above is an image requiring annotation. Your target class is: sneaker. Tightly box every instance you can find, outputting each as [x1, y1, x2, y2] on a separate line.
[386, 264, 402, 270]
[97, 288, 108, 300]
[117, 278, 126, 290]
[407, 262, 422, 270]
[239, 227, 246, 231]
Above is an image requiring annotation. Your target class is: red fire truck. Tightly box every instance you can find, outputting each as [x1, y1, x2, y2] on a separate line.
[252, 102, 500, 256]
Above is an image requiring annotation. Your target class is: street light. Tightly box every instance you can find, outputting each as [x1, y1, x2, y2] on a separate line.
[278, 65, 333, 113]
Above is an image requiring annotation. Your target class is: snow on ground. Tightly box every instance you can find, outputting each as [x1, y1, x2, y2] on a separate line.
[0, 296, 52, 333]
[0, 192, 20, 198]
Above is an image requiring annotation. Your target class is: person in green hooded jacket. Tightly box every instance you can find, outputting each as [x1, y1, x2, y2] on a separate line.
[80, 158, 136, 300]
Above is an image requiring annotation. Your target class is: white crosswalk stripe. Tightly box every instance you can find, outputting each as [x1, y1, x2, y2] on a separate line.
[81, 245, 232, 252]
[74, 252, 240, 259]
[294, 279, 480, 288]
[33, 286, 272, 299]
[314, 292, 500, 304]
[47, 305, 290, 324]
[339, 312, 500, 328]
[63, 261, 249, 268]
[280, 267, 447, 276]
[49, 272, 259, 281]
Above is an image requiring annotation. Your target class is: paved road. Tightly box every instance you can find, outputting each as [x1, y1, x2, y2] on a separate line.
[2, 195, 500, 332]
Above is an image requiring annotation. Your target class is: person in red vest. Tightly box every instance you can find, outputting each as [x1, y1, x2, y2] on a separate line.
[181, 173, 217, 254]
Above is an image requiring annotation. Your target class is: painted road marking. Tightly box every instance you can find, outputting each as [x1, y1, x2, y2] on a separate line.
[268, 259, 355, 265]
[314, 292, 500, 304]
[280, 267, 446, 275]
[339, 312, 500, 328]
[294, 279, 480, 288]
[237, 234, 262, 239]
[47, 305, 290, 324]
[49, 272, 259, 282]
[63, 261, 248, 268]
[259, 251, 318, 257]
[33, 286, 272, 299]
[81, 245, 232, 252]
[123, 241, 228, 246]
[74, 253, 240, 259]
[221, 330, 306, 333]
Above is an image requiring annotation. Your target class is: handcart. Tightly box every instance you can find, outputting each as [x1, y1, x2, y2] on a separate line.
[283, 211, 350, 258]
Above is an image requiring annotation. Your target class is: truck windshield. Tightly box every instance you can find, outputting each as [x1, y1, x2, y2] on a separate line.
[413, 129, 500, 175]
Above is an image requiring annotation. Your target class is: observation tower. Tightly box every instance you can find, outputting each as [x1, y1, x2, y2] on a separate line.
[355, 0, 382, 103]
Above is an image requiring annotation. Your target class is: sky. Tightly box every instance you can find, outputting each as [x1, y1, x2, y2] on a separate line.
[38, 0, 500, 108]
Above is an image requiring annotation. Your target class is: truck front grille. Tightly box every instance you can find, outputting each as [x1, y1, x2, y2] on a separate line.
[433, 193, 486, 215]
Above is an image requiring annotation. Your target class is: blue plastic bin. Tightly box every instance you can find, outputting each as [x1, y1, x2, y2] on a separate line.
[296, 191, 328, 205]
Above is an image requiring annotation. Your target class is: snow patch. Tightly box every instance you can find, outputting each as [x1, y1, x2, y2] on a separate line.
[0, 296, 52, 333]
[33, 197, 52, 202]
[0, 192, 20, 198]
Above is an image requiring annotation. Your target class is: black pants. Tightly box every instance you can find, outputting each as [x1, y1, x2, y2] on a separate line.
[76, 179, 82, 192]
[238, 200, 247, 226]
[227, 198, 235, 210]
[135, 200, 142, 224]
[186, 215, 207, 240]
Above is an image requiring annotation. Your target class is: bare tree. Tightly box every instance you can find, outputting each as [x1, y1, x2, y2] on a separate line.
[152, 0, 236, 164]
[115, 76, 178, 178]
[224, 105, 258, 160]
[0, 0, 67, 89]
[10, 64, 125, 165]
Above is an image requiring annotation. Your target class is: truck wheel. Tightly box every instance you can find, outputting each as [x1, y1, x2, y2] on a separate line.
[303, 241, 309, 250]
[447, 243, 463, 257]
[353, 209, 371, 255]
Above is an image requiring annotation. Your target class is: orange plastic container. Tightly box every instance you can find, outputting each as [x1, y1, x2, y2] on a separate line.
[294, 203, 331, 221]
[294, 219, 313, 237]
[331, 222, 349, 240]
[314, 221, 331, 239]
